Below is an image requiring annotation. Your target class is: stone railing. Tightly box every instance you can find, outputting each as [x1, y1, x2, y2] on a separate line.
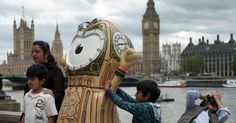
[0, 111, 21, 123]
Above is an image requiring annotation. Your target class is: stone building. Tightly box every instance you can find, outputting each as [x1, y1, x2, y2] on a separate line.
[0, 19, 34, 75]
[0, 19, 63, 75]
[51, 23, 64, 69]
[161, 43, 181, 73]
[129, 0, 160, 76]
[181, 34, 236, 77]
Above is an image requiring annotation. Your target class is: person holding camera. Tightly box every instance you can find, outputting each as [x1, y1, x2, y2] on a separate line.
[178, 89, 230, 123]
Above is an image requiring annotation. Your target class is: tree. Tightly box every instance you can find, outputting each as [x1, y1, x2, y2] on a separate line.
[180, 55, 204, 76]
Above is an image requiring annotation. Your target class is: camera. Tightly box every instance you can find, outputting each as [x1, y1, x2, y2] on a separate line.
[206, 95, 217, 106]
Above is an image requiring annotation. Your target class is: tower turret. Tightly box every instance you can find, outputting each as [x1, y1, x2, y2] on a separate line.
[31, 19, 34, 29]
[228, 33, 235, 43]
[142, 0, 160, 75]
[188, 37, 194, 46]
[51, 23, 63, 65]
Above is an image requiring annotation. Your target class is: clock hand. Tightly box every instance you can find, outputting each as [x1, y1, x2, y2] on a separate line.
[117, 43, 127, 45]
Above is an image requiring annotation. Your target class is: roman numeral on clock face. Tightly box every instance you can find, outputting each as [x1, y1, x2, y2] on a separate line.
[97, 48, 102, 53]
[89, 58, 93, 62]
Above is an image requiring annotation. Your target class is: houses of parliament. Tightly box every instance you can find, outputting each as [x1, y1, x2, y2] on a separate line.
[0, 0, 161, 76]
[0, 18, 63, 75]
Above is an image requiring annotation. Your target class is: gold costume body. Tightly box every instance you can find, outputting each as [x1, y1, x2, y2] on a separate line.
[58, 20, 136, 123]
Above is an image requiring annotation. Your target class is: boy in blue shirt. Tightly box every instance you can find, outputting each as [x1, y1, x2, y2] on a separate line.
[105, 79, 161, 123]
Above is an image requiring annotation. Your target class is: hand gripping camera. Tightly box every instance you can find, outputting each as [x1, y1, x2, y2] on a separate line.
[207, 95, 218, 108]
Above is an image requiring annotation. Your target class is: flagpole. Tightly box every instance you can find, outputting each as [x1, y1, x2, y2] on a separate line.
[22, 5, 24, 20]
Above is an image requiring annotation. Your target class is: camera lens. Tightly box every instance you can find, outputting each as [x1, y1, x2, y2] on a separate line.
[206, 95, 219, 110]
[209, 96, 217, 106]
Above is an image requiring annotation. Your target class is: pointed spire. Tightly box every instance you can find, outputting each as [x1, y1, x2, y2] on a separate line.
[147, 0, 155, 8]
[143, 0, 158, 17]
[56, 23, 59, 32]
[55, 23, 60, 40]
[31, 19, 34, 29]
[13, 19, 16, 29]
[31, 19, 34, 24]
[51, 23, 63, 63]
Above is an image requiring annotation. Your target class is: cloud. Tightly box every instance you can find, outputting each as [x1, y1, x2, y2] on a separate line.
[0, 0, 235, 63]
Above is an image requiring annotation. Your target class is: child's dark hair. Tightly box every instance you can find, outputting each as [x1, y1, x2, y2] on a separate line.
[137, 79, 161, 103]
[26, 64, 48, 80]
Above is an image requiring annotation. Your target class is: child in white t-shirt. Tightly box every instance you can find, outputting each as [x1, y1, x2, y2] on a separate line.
[20, 64, 58, 123]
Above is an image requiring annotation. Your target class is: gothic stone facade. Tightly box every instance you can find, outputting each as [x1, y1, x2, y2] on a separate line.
[0, 19, 34, 74]
[129, 0, 160, 76]
[0, 19, 63, 75]
[161, 43, 181, 73]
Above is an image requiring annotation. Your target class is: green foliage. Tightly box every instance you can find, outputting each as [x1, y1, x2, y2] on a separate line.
[180, 55, 204, 76]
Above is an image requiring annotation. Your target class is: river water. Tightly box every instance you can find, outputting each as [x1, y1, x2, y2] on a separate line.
[3, 87, 235, 123]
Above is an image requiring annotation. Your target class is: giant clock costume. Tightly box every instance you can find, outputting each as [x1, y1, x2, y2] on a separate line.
[58, 19, 138, 123]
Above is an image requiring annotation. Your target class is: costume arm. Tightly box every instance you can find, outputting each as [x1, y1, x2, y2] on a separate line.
[110, 48, 138, 91]
[185, 89, 200, 112]
[106, 89, 147, 116]
[116, 88, 136, 103]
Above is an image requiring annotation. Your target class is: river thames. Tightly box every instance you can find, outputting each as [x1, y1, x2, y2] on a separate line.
[4, 87, 235, 123]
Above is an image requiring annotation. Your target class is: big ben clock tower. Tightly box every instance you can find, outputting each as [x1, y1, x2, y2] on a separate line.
[142, 0, 160, 75]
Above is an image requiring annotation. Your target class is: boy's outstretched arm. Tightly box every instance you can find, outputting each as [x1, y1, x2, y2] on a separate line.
[116, 88, 136, 103]
[105, 80, 136, 103]
[105, 88, 147, 117]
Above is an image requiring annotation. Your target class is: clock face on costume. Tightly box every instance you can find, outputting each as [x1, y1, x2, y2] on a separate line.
[113, 32, 130, 56]
[144, 22, 149, 29]
[66, 28, 105, 70]
[154, 22, 158, 29]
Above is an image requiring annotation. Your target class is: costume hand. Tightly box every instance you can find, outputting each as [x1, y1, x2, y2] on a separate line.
[43, 88, 54, 96]
[60, 54, 67, 70]
[120, 48, 138, 70]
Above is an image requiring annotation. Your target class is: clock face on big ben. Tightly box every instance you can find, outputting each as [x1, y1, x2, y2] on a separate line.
[112, 32, 131, 56]
[66, 28, 105, 70]
[144, 22, 149, 29]
[154, 22, 158, 29]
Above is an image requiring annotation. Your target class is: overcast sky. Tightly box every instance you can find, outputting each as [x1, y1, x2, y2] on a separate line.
[0, 0, 236, 63]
